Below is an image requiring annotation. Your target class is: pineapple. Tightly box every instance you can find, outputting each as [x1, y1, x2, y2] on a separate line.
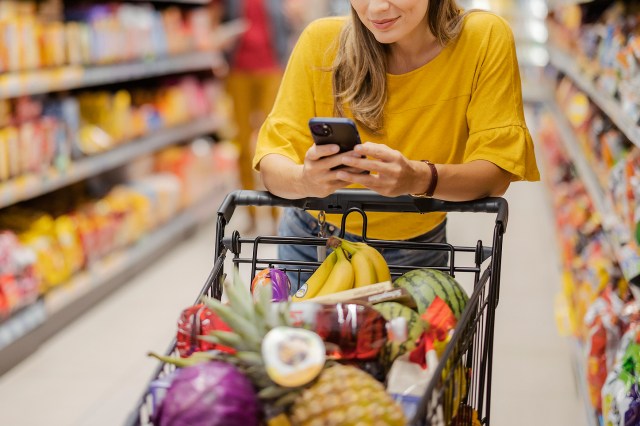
[289, 364, 405, 426]
[201, 268, 406, 426]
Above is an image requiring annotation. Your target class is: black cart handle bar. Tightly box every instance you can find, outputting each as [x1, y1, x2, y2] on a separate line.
[218, 189, 508, 232]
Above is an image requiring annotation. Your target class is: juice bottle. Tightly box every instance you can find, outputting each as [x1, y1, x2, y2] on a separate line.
[288, 302, 388, 361]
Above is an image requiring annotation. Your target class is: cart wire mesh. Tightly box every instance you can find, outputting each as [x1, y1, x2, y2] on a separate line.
[126, 189, 507, 426]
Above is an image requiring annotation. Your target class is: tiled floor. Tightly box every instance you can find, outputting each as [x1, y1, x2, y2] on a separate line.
[0, 182, 586, 425]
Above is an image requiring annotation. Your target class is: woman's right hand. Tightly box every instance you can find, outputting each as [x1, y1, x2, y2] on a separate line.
[301, 144, 364, 198]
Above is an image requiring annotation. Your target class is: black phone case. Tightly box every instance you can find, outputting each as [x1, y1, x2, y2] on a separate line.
[309, 118, 361, 153]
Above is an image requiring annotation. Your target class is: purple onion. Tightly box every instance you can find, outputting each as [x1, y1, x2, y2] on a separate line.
[153, 361, 260, 426]
[252, 268, 291, 302]
[268, 268, 291, 302]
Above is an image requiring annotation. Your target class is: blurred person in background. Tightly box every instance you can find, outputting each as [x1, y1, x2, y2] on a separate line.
[211, 0, 343, 233]
[217, 0, 292, 233]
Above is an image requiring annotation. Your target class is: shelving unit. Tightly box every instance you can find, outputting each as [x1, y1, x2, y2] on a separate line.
[548, 100, 640, 282]
[0, 51, 224, 99]
[0, 177, 235, 375]
[0, 0, 238, 376]
[0, 116, 223, 209]
[548, 45, 640, 147]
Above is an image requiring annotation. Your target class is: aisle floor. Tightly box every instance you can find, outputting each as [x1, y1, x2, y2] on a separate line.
[0, 181, 587, 426]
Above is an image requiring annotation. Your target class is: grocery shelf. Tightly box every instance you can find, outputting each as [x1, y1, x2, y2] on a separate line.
[570, 339, 600, 426]
[548, 100, 640, 283]
[0, 51, 224, 99]
[548, 45, 640, 148]
[0, 180, 234, 376]
[0, 116, 222, 210]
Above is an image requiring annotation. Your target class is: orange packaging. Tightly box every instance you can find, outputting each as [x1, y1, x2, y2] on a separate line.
[40, 21, 66, 68]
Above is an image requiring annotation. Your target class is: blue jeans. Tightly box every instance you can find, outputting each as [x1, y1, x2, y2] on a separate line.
[277, 207, 449, 294]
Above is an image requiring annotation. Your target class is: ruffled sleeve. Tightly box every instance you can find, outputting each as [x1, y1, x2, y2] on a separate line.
[462, 13, 540, 181]
[464, 125, 540, 181]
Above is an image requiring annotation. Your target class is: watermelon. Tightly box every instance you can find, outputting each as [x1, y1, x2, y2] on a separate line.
[393, 269, 469, 318]
[372, 302, 426, 370]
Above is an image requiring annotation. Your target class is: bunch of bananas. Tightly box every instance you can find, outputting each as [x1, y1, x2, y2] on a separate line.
[293, 237, 391, 301]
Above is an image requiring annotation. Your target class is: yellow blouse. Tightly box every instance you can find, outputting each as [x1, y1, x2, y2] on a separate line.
[254, 12, 540, 240]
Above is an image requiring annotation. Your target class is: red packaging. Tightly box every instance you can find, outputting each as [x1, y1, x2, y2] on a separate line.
[289, 302, 388, 360]
[176, 303, 233, 358]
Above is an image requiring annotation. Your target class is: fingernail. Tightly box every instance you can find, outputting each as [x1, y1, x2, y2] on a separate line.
[336, 171, 347, 180]
[354, 145, 362, 152]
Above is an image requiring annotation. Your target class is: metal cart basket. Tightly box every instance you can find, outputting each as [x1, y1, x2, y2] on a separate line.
[127, 189, 508, 426]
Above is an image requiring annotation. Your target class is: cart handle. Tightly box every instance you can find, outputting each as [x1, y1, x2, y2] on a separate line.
[218, 189, 508, 232]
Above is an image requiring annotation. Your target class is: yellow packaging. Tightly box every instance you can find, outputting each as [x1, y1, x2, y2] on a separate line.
[111, 90, 132, 142]
[54, 215, 84, 275]
[11, 211, 70, 290]
[40, 21, 65, 68]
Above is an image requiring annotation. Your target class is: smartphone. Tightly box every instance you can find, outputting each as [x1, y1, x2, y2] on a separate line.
[308, 117, 361, 153]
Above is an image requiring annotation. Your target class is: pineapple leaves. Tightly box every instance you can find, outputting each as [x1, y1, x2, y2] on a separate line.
[235, 351, 264, 366]
[222, 266, 255, 323]
[201, 297, 262, 348]
[147, 351, 214, 368]
[199, 331, 251, 352]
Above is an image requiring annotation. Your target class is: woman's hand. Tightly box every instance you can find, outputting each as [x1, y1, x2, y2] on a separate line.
[337, 142, 427, 197]
[336, 142, 513, 201]
[301, 144, 368, 198]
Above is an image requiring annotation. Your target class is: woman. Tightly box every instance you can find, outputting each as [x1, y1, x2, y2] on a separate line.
[253, 0, 540, 291]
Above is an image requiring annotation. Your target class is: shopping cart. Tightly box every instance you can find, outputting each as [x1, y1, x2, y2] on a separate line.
[127, 189, 508, 426]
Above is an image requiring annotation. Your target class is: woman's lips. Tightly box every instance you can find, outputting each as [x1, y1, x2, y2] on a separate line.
[370, 17, 399, 30]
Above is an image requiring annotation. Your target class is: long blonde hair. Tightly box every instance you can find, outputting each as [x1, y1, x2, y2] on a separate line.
[333, 1, 466, 132]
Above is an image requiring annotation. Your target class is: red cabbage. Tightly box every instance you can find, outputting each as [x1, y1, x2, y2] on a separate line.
[153, 361, 260, 426]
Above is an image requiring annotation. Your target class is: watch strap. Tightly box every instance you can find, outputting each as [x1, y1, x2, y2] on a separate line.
[410, 160, 438, 198]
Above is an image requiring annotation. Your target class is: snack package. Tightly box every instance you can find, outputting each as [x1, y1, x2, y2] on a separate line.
[584, 287, 627, 413]
[602, 338, 640, 426]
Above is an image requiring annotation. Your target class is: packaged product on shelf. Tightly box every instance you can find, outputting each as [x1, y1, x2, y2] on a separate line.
[155, 139, 221, 208]
[64, 21, 91, 65]
[42, 99, 71, 172]
[601, 317, 640, 426]
[4, 126, 20, 179]
[0, 230, 39, 318]
[584, 286, 630, 414]
[128, 173, 182, 226]
[0, 208, 72, 290]
[39, 21, 66, 68]
[187, 6, 214, 51]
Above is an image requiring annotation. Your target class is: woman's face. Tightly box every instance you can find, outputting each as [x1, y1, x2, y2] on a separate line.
[350, 0, 430, 45]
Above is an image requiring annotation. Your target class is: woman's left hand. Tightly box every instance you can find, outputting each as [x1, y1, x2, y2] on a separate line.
[337, 142, 426, 197]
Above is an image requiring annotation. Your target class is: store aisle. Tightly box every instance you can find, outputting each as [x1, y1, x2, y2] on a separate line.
[0, 182, 584, 426]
